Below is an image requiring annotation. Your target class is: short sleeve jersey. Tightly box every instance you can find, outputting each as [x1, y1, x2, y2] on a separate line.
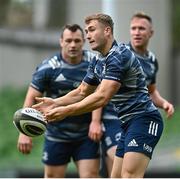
[83, 41, 157, 123]
[127, 43, 158, 86]
[102, 43, 159, 121]
[31, 50, 95, 141]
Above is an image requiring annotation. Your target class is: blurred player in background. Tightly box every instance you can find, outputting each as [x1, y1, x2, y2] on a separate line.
[33, 13, 166, 178]
[98, 11, 175, 177]
[128, 12, 174, 116]
[17, 24, 101, 178]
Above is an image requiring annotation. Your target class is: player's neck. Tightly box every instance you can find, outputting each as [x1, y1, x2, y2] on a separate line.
[132, 45, 148, 57]
[62, 53, 83, 65]
[100, 37, 114, 56]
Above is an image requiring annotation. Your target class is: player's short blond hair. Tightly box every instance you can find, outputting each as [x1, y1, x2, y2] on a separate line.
[131, 12, 152, 24]
[85, 13, 114, 34]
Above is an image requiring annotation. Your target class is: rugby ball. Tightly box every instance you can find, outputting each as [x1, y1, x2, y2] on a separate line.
[13, 107, 47, 137]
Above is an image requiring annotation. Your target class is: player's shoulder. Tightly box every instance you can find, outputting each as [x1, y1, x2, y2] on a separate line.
[111, 42, 132, 54]
[148, 50, 157, 62]
[111, 42, 134, 59]
[105, 42, 135, 66]
[38, 53, 61, 70]
[82, 50, 96, 62]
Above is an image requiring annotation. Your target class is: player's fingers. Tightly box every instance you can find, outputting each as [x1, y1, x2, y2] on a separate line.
[95, 133, 102, 141]
[18, 144, 31, 154]
[35, 97, 44, 102]
[89, 132, 100, 142]
[167, 109, 174, 118]
[91, 135, 98, 142]
[32, 101, 44, 109]
[166, 105, 174, 119]
[45, 112, 57, 122]
[88, 133, 93, 140]
[88, 132, 95, 141]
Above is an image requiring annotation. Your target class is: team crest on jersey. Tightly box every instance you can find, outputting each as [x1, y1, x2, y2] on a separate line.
[94, 62, 106, 80]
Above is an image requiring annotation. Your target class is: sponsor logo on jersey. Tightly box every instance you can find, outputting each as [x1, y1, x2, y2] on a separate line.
[55, 74, 66, 81]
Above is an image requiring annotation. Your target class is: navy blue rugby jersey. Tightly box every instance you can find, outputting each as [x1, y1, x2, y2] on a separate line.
[31, 50, 95, 141]
[127, 43, 158, 86]
[83, 41, 157, 123]
[102, 43, 159, 121]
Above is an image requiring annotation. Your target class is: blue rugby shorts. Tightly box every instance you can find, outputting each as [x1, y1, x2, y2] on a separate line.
[101, 119, 121, 154]
[116, 110, 164, 159]
[42, 137, 100, 165]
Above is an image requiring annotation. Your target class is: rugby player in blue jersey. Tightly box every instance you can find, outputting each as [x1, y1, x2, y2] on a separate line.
[17, 24, 101, 178]
[98, 12, 175, 177]
[33, 13, 165, 178]
[129, 12, 174, 116]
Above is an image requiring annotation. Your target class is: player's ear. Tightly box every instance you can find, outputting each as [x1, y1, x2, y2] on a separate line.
[150, 29, 154, 38]
[59, 38, 63, 47]
[104, 26, 111, 35]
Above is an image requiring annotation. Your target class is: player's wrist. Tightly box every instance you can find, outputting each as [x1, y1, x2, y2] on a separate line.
[91, 118, 102, 123]
[53, 98, 61, 107]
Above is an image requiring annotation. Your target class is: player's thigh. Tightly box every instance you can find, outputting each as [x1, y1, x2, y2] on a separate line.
[111, 155, 123, 178]
[121, 152, 150, 178]
[107, 145, 117, 161]
[76, 159, 100, 178]
[105, 145, 117, 176]
[44, 164, 68, 178]
[42, 138, 73, 177]
[73, 138, 100, 177]
[105, 155, 113, 177]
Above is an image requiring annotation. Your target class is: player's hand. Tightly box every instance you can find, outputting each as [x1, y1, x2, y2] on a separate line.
[32, 97, 57, 114]
[44, 106, 68, 122]
[17, 133, 33, 154]
[88, 120, 103, 142]
[162, 101, 174, 119]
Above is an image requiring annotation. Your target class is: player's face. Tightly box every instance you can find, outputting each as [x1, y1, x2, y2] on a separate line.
[130, 17, 153, 49]
[85, 20, 107, 53]
[60, 29, 84, 60]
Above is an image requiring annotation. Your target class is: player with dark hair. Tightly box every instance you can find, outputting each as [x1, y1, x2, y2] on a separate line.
[97, 11, 175, 177]
[17, 24, 101, 178]
[33, 13, 165, 178]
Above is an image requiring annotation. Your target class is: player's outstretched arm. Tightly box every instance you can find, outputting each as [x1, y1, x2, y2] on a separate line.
[44, 79, 120, 122]
[33, 81, 97, 114]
